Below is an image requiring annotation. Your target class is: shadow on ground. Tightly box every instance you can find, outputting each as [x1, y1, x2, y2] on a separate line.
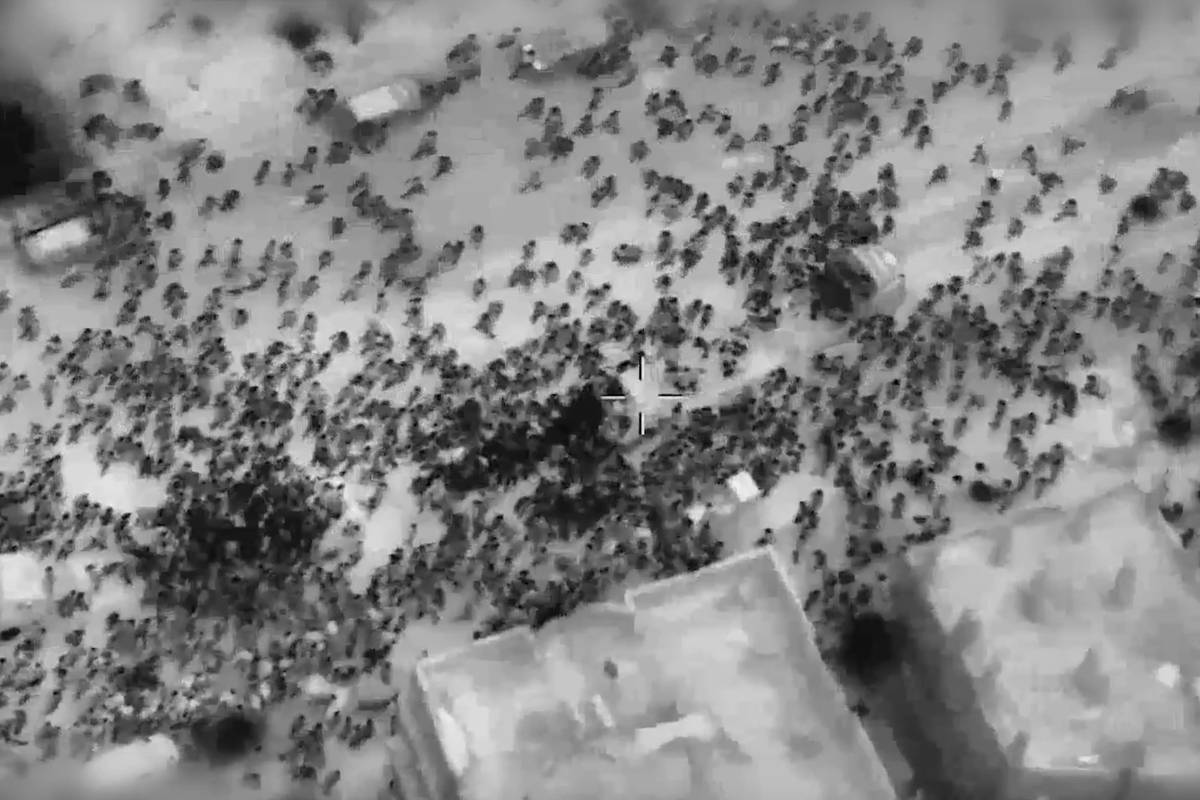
[0, 73, 85, 203]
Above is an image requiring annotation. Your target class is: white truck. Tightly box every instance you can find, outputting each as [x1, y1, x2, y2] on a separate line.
[7, 187, 143, 270]
[339, 35, 483, 135]
[343, 77, 426, 129]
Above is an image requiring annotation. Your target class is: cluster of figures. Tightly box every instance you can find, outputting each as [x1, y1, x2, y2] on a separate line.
[1, 3, 1197, 797]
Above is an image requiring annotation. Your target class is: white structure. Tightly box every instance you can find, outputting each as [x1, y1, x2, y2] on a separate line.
[0, 551, 45, 606]
[82, 735, 179, 794]
[895, 482, 1200, 799]
[402, 548, 895, 800]
[435, 707, 471, 777]
[21, 215, 94, 261]
[8, 190, 141, 269]
[630, 712, 719, 756]
[725, 470, 762, 503]
[720, 152, 768, 171]
[683, 471, 761, 525]
[346, 78, 422, 125]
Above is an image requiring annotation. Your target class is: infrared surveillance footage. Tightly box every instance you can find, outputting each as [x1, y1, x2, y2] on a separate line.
[4, 0, 1200, 799]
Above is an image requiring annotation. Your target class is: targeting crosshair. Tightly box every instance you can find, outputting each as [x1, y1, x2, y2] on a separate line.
[600, 355, 685, 436]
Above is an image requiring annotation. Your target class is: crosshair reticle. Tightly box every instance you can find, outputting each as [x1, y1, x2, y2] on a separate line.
[600, 355, 686, 435]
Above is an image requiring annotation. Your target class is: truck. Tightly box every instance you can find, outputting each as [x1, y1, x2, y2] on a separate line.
[7, 184, 144, 270]
[335, 37, 484, 141]
[343, 76, 427, 128]
[798, 245, 906, 323]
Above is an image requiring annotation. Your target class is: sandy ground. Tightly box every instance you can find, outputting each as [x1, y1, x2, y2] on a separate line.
[2, 0, 1200, 798]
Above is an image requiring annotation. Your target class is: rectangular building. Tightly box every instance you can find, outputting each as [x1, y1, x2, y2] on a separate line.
[389, 547, 894, 800]
[891, 482, 1200, 800]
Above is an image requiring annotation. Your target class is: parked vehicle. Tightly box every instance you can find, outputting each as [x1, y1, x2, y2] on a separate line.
[344, 76, 426, 127]
[8, 185, 144, 270]
[814, 244, 906, 320]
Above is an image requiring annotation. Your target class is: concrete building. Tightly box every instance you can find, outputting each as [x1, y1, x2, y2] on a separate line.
[891, 482, 1200, 800]
[386, 547, 894, 800]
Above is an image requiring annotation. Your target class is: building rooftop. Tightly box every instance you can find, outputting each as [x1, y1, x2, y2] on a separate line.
[894, 481, 1200, 799]
[412, 547, 894, 800]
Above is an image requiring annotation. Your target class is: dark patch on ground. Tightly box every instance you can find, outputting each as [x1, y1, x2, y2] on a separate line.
[836, 611, 907, 685]
[1156, 409, 1193, 449]
[967, 480, 998, 504]
[110, 654, 163, 694]
[1074, 102, 1200, 164]
[0, 77, 82, 201]
[1127, 192, 1163, 223]
[131, 459, 336, 621]
[191, 709, 265, 764]
[1107, 86, 1149, 115]
[189, 13, 214, 36]
[272, 10, 324, 52]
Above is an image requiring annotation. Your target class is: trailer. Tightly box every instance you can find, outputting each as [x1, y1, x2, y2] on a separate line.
[345, 77, 425, 127]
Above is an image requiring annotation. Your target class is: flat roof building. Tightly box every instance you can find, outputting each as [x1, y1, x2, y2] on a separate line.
[892, 481, 1200, 800]
[388, 547, 894, 800]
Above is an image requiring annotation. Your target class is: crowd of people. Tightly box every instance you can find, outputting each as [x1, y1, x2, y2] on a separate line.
[0, 2, 1197, 796]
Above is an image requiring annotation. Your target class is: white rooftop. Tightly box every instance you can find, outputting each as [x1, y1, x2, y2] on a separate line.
[897, 480, 1200, 797]
[413, 548, 893, 800]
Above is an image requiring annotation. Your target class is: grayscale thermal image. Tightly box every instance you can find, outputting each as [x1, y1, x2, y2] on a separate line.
[0, 0, 1197, 798]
